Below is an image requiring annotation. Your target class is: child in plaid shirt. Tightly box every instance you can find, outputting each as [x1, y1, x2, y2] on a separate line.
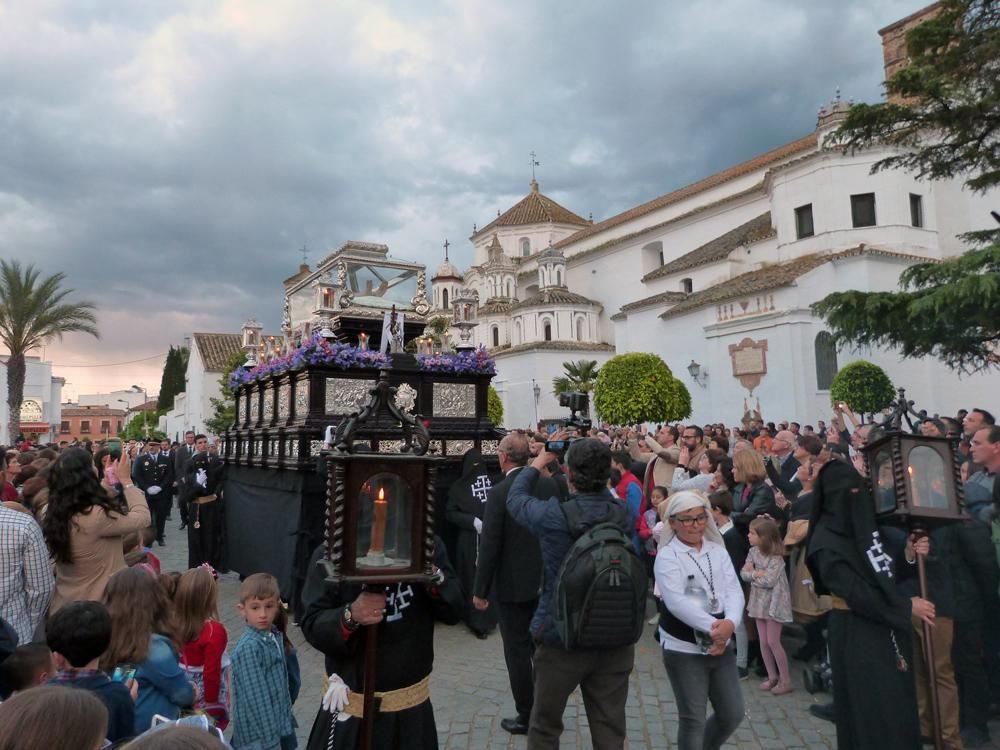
[231, 573, 296, 750]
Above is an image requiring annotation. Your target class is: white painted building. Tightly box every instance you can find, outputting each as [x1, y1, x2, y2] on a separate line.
[433, 95, 999, 426]
[0, 355, 65, 444]
[159, 332, 242, 440]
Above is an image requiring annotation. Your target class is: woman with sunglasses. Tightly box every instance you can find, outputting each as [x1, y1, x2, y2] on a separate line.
[654, 490, 745, 750]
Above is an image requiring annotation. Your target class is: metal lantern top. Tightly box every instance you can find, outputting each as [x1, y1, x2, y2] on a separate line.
[451, 288, 479, 325]
[863, 388, 964, 527]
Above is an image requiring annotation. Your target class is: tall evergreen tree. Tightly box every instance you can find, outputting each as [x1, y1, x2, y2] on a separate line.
[813, 0, 1000, 373]
[157, 345, 188, 413]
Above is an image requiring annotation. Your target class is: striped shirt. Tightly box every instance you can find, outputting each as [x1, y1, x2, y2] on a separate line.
[0, 506, 54, 644]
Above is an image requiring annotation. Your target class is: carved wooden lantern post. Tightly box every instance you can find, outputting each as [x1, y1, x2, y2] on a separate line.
[863, 388, 964, 750]
[319, 368, 439, 749]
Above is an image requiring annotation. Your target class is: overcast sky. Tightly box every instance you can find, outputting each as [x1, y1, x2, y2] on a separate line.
[0, 0, 919, 399]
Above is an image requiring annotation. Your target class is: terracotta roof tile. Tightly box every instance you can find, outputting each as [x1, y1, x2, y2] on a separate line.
[492, 340, 616, 358]
[555, 133, 817, 250]
[657, 246, 934, 320]
[192, 333, 243, 371]
[474, 181, 589, 238]
[510, 288, 600, 311]
[641, 212, 774, 282]
[619, 290, 689, 314]
[479, 299, 514, 316]
[659, 254, 832, 319]
[62, 406, 127, 417]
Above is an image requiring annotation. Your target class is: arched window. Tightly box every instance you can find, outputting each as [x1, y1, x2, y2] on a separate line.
[681, 278, 693, 294]
[576, 317, 585, 341]
[543, 320, 552, 342]
[492, 326, 500, 347]
[642, 240, 664, 274]
[556, 269, 563, 286]
[514, 320, 522, 345]
[520, 237, 531, 256]
[815, 331, 838, 390]
[506, 279, 513, 297]
[442, 288, 449, 310]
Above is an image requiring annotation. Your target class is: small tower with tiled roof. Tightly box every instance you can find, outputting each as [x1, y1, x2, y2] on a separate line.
[483, 234, 517, 301]
[430, 239, 463, 314]
[537, 244, 568, 290]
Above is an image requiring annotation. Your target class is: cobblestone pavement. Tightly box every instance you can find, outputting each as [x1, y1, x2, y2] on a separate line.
[155, 525, 1000, 748]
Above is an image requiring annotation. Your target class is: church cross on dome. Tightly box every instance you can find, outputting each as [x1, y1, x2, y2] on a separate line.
[443, 238, 450, 262]
[530, 150, 540, 181]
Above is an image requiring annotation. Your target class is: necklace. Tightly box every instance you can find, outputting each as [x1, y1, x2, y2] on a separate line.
[686, 551, 720, 612]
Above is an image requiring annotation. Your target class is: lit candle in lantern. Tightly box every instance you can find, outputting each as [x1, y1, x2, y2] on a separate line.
[358, 332, 369, 351]
[367, 486, 387, 564]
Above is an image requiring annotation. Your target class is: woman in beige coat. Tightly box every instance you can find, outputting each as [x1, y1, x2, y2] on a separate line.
[43, 447, 150, 612]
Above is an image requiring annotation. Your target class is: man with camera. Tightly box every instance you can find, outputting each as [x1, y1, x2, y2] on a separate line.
[505, 435, 642, 748]
[472, 432, 560, 735]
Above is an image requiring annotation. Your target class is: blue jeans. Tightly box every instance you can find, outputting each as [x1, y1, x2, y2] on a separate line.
[662, 646, 744, 750]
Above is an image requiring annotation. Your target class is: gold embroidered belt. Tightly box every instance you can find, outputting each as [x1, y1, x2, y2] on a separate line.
[192, 494, 217, 505]
[830, 595, 850, 611]
[323, 674, 430, 718]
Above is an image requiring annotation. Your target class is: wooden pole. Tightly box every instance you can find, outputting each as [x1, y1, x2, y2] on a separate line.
[914, 529, 943, 750]
[358, 584, 384, 750]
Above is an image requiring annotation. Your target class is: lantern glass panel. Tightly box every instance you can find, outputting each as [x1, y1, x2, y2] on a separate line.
[356, 472, 413, 570]
[872, 449, 896, 514]
[907, 446, 948, 510]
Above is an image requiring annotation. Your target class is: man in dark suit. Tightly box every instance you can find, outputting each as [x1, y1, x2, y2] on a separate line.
[174, 430, 197, 529]
[133, 440, 172, 545]
[472, 432, 558, 735]
[765, 429, 801, 501]
[158, 438, 176, 521]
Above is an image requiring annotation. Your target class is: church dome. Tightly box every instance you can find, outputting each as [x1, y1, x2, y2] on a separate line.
[433, 259, 462, 280]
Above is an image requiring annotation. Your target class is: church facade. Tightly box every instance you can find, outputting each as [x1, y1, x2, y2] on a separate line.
[433, 93, 999, 427]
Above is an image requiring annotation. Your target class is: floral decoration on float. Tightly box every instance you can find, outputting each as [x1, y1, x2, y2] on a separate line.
[416, 346, 496, 376]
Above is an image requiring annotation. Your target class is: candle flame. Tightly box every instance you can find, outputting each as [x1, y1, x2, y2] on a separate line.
[377, 487, 385, 502]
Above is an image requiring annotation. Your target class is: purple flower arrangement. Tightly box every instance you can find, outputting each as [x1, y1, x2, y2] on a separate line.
[417, 346, 496, 376]
[228, 333, 391, 391]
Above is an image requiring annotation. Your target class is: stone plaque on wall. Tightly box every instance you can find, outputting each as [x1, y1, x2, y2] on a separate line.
[728, 337, 768, 393]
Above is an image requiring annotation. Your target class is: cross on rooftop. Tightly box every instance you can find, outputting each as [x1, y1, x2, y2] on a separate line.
[443, 239, 450, 261]
[530, 150, 540, 181]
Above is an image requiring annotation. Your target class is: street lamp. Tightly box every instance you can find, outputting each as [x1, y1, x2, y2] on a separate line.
[532, 379, 540, 425]
[131, 385, 148, 438]
[687, 360, 708, 387]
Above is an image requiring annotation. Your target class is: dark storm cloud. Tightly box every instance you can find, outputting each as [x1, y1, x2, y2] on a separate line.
[0, 0, 919, 387]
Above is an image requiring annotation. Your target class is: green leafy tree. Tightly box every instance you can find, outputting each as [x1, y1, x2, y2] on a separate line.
[829, 360, 895, 417]
[814, 0, 1000, 373]
[157, 345, 189, 414]
[205, 350, 246, 437]
[119, 413, 165, 441]
[0, 261, 98, 441]
[593, 352, 690, 425]
[487, 385, 504, 426]
[552, 360, 600, 399]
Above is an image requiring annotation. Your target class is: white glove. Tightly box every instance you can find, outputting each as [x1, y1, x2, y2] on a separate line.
[321, 673, 352, 722]
[652, 521, 664, 540]
[473, 518, 483, 534]
[196, 468, 208, 489]
[147, 486, 162, 496]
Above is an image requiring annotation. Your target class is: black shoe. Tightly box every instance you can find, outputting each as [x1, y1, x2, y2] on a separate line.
[754, 661, 768, 678]
[157, 537, 166, 546]
[500, 716, 529, 735]
[809, 703, 835, 723]
[179, 522, 187, 531]
[738, 667, 749, 680]
[472, 629, 489, 640]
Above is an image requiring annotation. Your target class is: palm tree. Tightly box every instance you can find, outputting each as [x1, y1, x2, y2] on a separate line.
[552, 359, 600, 397]
[0, 261, 98, 442]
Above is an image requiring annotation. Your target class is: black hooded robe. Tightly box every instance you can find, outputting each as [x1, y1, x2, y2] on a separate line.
[807, 459, 921, 750]
[445, 450, 499, 636]
[301, 538, 463, 750]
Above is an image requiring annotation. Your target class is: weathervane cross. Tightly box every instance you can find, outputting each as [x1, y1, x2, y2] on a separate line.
[300, 244, 309, 264]
[443, 238, 450, 261]
[530, 150, 540, 181]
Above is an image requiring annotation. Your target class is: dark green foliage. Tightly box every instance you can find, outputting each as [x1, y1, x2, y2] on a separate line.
[552, 360, 600, 398]
[205, 350, 246, 437]
[829, 360, 896, 416]
[157, 346, 188, 414]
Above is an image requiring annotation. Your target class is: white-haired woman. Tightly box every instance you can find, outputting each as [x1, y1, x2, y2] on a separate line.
[654, 490, 745, 750]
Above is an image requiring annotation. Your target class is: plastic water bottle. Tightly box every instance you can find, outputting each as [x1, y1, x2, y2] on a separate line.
[684, 574, 713, 654]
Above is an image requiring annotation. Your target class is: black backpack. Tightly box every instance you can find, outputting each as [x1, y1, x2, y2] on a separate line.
[552, 499, 647, 649]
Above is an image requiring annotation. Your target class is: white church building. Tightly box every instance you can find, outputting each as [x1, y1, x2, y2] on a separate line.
[431, 6, 999, 427]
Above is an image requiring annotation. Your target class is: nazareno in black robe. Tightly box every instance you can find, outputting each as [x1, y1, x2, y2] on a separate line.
[301, 537, 463, 750]
[444, 449, 499, 636]
[806, 458, 921, 750]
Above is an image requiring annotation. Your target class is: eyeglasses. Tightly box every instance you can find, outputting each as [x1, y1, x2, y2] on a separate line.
[671, 513, 709, 527]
